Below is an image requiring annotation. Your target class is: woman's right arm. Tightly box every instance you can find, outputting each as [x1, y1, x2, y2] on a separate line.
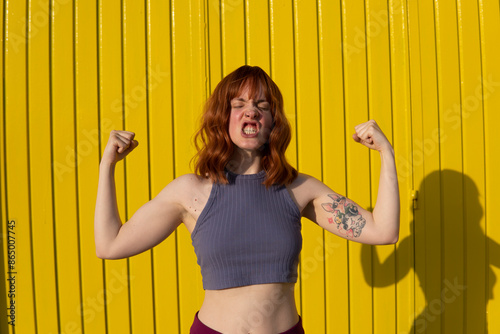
[94, 130, 185, 259]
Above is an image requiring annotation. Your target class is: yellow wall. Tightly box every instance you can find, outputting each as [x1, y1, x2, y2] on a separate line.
[1, 0, 500, 333]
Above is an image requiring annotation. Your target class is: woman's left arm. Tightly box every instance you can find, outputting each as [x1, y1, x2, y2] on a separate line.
[300, 120, 400, 245]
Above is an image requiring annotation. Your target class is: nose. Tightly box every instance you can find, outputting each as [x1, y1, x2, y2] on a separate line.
[245, 103, 260, 119]
[244, 106, 259, 119]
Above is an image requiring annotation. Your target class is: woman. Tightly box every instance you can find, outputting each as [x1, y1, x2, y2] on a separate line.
[94, 65, 400, 333]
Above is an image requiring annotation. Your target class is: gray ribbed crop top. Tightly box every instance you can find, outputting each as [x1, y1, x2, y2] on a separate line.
[191, 169, 302, 290]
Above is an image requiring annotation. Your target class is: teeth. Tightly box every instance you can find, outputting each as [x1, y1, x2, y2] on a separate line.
[243, 124, 257, 134]
[243, 128, 257, 134]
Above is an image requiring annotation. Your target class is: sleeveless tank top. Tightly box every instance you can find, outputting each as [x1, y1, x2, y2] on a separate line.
[191, 169, 302, 290]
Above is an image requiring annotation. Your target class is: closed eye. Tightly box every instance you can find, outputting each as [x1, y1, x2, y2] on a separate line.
[257, 101, 270, 109]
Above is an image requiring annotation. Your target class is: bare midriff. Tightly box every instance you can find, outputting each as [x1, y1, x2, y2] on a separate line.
[197, 282, 299, 334]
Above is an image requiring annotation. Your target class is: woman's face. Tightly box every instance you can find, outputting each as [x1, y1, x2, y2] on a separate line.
[228, 85, 274, 153]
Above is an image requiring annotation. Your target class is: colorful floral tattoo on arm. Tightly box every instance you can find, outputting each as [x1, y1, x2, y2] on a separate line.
[321, 194, 366, 238]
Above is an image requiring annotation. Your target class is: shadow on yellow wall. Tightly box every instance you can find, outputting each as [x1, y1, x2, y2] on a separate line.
[361, 169, 500, 333]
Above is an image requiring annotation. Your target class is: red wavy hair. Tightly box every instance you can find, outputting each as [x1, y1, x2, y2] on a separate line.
[193, 65, 297, 187]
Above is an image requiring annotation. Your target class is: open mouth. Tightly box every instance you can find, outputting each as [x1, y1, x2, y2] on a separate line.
[242, 122, 258, 135]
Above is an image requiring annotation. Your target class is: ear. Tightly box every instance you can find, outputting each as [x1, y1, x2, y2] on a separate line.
[328, 194, 342, 202]
[322, 203, 335, 212]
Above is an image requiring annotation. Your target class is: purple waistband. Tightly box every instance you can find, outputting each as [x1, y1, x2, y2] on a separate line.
[190, 312, 305, 334]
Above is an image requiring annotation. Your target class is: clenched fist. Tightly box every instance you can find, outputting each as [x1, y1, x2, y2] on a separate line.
[101, 130, 139, 166]
[352, 120, 392, 153]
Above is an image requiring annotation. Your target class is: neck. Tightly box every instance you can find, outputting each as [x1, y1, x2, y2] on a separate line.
[227, 149, 263, 174]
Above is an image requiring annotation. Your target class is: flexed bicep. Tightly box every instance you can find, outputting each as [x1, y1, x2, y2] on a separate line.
[320, 194, 367, 238]
[106, 194, 184, 259]
[299, 175, 397, 245]
[307, 191, 377, 243]
[95, 174, 195, 259]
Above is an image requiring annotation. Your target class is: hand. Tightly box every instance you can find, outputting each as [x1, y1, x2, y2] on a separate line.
[352, 120, 392, 153]
[101, 130, 139, 165]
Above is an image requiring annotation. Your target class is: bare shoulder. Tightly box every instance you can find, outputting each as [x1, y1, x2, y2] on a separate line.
[288, 173, 329, 196]
[170, 173, 209, 188]
[287, 173, 331, 213]
[289, 173, 321, 187]
[159, 173, 212, 203]
[168, 173, 207, 186]
[162, 173, 213, 233]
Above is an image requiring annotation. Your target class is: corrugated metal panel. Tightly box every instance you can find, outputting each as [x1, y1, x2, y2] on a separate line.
[4, 0, 37, 333]
[52, 0, 82, 333]
[174, 1, 207, 330]
[2, 0, 500, 333]
[99, 0, 130, 332]
[479, 1, 500, 333]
